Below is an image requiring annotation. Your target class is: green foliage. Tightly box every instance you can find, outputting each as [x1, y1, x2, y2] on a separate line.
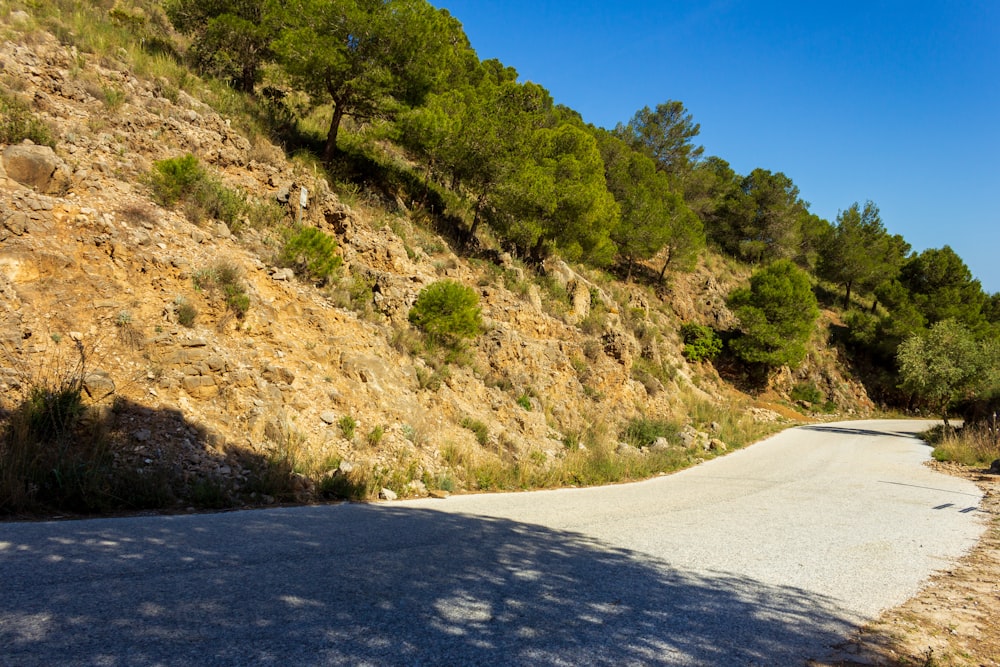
[622, 417, 680, 448]
[408, 280, 483, 346]
[165, 0, 276, 93]
[728, 259, 819, 369]
[790, 382, 824, 404]
[897, 319, 999, 421]
[149, 154, 249, 230]
[150, 154, 205, 207]
[817, 201, 909, 309]
[272, 0, 466, 160]
[460, 417, 489, 446]
[615, 100, 704, 178]
[516, 393, 533, 411]
[279, 226, 342, 285]
[680, 322, 722, 362]
[338, 414, 356, 440]
[194, 262, 251, 318]
[0, 89, 56, 147]
[366, 425, 385, 447]
[899, 246, 988, 331]
[176, 298, 198, 327]
[491, 122, 619, 264]
[707, 168, 812, 264]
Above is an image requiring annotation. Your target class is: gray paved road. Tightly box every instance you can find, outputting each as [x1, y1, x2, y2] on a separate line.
[0, 420, 987, 666]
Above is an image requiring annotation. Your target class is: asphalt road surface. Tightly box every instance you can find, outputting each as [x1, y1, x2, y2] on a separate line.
[0, 420, 987, 666]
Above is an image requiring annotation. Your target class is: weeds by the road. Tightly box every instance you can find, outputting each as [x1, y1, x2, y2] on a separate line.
[924, 424, 1000, 468]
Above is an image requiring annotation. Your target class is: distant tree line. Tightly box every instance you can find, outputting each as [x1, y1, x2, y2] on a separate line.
[164, 0, 1000, 418]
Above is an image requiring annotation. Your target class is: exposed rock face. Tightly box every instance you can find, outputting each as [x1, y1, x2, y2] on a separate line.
[2, 143, 72, 194]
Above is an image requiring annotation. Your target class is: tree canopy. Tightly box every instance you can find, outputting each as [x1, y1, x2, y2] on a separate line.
[728, 259, 819, 369]
[271, 0, 465, 161]
[166, 0, 276, 93]
[615, 100, 704, 180]
[897, 319, 999, 422]
[817, 201, 910, 309]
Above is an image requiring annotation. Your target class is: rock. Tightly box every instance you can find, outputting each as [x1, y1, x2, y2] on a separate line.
[182, 375, 218, 399]
[379, 487, 397, 501]
[83, 372, 115, 400]
[650, 437, 671, 451]
[427, 489, 450, 499]
[338, 460, 355, 474]
[709, 438, 728, 452]
[2, 144, 72, 194]
[262, 364, 295, 385]
[568, 280, 591, 323]
[990, 459, 1000, 475]
[320, 411, 338, 425]
[133, 429, 151, 442]
[406, 480, 427, 496]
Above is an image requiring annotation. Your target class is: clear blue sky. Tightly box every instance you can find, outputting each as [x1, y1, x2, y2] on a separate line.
[434, 1, 1000, 294]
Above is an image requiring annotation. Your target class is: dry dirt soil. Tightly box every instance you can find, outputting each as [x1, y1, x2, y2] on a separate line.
[813, 463, 1000, 667]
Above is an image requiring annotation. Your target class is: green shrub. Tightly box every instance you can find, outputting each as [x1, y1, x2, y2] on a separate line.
[176, 298, 198, 327]
[194, 262, 251, 318]
[149, 154, 248, 230]
[460, 417, 489, 446]
[680, 322, 722, 362]
[408, 280, 482, 347]
[338, 414, 356, 440]
[790, 381, 824, 404]
[516, 393, 532, 411]
[366, 425, 385, 447]
[150, 154, 205, 207]
[279, 226, 342, 285]
[0, 89, 55, 147]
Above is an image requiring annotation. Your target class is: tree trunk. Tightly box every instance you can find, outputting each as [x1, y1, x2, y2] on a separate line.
[466, 192, 487, 247]
[324, 103, 345, 163]
[843, 281, 852, 310]
[625, 256, 634, 283]
[658, 248, 672, 282]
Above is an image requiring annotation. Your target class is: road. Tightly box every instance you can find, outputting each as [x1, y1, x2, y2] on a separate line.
[0, 420, 987, 666]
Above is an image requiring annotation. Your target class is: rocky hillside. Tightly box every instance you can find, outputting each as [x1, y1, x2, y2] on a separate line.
[0, 18, 872, 510]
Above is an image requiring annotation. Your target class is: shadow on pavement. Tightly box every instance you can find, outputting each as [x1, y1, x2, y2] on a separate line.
[798, 424, 923, 440]
[1, 504, 858, 666]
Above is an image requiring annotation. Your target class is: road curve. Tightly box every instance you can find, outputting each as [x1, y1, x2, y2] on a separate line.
[0, 420, 986, 666]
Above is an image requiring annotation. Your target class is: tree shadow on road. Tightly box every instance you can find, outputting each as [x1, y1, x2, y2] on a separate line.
[0, 504, 860, 666]
[798, 423, 928, 440]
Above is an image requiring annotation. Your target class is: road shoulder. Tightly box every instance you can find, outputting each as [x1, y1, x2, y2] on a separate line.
[814, 462, 1000, 666]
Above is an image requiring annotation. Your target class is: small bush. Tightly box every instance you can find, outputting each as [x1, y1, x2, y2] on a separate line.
[279, 226, 342, 285]
[408, 280, 482, 347]
[338, 414, 356, 440]
[516, 394, 532, 411]
[176, 298, 197, 327]
[366, 425, 385, 447]
[790, 381, 824, 405]
[680, 323, 722, 362]
[149, 154, 248, 230]
[460, 417, 489, 446]
[150, 154, 204, 207]
[0, 89, 55, 147]
[194, 262, 251, 318]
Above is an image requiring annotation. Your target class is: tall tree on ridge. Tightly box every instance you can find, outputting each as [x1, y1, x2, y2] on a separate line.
[271, 0, 464, 162]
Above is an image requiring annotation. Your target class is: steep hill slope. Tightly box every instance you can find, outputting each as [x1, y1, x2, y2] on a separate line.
[0, 18, 871, 512]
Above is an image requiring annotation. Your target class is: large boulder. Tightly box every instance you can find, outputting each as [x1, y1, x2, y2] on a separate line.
[2, 143, 71, 194]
